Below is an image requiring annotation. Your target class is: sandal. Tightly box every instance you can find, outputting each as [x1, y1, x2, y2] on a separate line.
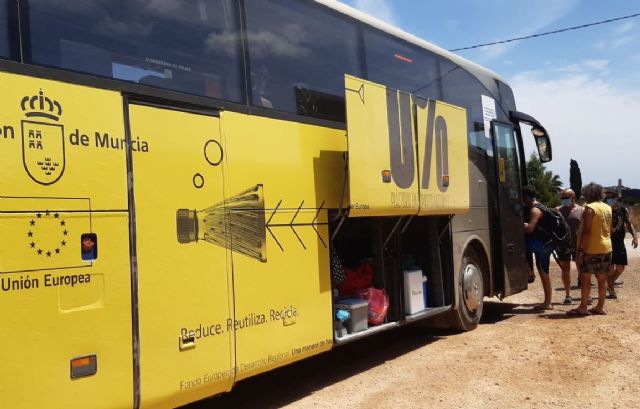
[589, 308, 607, 315]
[528, 275, 536, 284]
[566, 308, 591, 317]
[533, 303, 553, 311]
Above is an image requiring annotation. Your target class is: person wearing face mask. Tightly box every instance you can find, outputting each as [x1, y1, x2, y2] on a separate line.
[605, 189, 638, 299]
[555, 189, 584, 304]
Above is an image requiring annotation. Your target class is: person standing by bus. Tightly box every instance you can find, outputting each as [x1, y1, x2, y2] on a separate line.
[605, 189, 638, 299]
[523, 185, 554, 310]
[569, 183, 612, 316]
[556, 188, 584, 304]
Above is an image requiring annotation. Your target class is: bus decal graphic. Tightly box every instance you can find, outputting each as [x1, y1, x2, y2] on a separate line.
[418, 99, 449, 192]
[386, 90, 415, 189]
[176, 184, 267, 262]
[20, 90, 66, 185]
[387, 93, 450, 193]
[26, 210, 68, 258]
[265, 200, 327, 252]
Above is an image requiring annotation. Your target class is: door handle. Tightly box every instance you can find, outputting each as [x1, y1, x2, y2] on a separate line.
[506, 244, 515, 254]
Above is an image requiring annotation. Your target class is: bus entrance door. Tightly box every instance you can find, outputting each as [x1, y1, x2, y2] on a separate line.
[127, 104, 234, 408]
[491, 121, 528, 296]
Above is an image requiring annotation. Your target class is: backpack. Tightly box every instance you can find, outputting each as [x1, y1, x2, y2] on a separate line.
[534, 204, 571, 249]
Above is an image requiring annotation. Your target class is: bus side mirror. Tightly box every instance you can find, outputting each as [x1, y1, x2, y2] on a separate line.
[533, 128, 552, 163]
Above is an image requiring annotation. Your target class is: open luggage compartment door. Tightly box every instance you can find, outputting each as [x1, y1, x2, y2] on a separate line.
[344, 75, 470, 217]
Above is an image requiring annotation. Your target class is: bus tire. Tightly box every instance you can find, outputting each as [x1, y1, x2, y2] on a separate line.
[453, 248, 484, 331]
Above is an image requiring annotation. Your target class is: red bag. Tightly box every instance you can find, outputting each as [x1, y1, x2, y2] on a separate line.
[338, 260, 373, 296]
[358, 287, 389, 325]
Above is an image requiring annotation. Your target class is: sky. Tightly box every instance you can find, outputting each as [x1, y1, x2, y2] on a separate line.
[341, 0, 640, 189]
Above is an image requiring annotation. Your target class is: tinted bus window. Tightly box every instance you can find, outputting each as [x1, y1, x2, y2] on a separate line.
[498, 81, 516, 113]
[0, 0, 10, 59]
[245, 0, 362, 121]
[26, 0, 244, 102]
[363, 28, 440, 100]
[439, 58, 493, 152]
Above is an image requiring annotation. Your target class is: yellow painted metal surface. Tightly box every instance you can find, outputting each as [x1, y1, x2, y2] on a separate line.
[345, 75, 469, 216]
[0, 72, 132, 409]
[221, 111, 337, 380]
[128, 105, 235, 409]
[0, 70, 384, 408]
[414, 95, 470, 215]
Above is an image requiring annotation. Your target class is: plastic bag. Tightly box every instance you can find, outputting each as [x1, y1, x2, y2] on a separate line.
[338, 259, 374, 296]
[358, 287, 389, 325]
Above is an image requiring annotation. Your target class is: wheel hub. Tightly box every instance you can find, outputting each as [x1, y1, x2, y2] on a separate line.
[462, 264, 482, 313]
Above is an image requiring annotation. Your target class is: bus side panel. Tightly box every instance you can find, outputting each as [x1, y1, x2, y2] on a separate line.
[222, 112, 340, 380]
[0, 72, 132, 409]
[128, 105, 235, 409]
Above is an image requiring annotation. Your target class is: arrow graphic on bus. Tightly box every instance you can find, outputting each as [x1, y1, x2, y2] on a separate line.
[265, 200, 328, 252]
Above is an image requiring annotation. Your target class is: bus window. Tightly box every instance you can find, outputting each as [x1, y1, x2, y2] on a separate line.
[244, 0, 362, 121]
[439, 59, 492, 153]
[494, 123, 522, 214]
[25, 0, 244, 103]
[362, 27, 440, 100]
[0, 0, 11, 59]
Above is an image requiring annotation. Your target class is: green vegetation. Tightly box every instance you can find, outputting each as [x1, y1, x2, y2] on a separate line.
[526, 152, 563, 207]
[569, 159, 582, 199]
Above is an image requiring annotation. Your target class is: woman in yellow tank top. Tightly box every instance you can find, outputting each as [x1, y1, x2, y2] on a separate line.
[568, 183, 612, 316]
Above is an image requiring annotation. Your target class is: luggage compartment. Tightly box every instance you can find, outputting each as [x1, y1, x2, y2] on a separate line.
[328, 213, 453, 342]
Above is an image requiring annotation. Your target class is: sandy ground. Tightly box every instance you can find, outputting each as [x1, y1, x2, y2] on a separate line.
[189, 238, 640, 409]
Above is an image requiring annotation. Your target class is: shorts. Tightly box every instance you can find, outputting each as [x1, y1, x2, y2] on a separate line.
[555, 245, 576, 262]
[527, 239, 554, 274]
[579, 253, 612, 275]
[611, 241, 628, 266]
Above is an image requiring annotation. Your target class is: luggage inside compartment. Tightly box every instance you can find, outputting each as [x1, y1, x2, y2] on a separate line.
[329, 214, 453, 339]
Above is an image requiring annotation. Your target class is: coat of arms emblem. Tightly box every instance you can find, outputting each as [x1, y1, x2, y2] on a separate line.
[21, 90, 65, 185]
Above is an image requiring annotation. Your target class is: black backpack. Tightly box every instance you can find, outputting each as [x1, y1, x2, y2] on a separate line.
[534, 204, 571, 249]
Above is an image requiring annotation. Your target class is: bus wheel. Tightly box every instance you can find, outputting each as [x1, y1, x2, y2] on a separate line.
[453, 248, 484, 331]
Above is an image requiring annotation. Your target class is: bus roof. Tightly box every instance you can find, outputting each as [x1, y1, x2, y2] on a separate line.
[315, 0, 507, 88]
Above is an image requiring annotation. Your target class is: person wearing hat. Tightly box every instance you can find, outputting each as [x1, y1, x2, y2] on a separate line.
[605, 189, 638, 299]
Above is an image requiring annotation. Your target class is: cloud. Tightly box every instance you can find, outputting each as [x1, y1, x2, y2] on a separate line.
[479, 0, 580, 63]
[352, 0, 397, 25]
[613, 21, 635, 35]
[477, 0, 580, 61]
[583, 59, 609, 72]
[510, 69, 640, 188]
[220, 26, 311, 60]
[596, 35, 636, 49]
[555, 59, 610, 76]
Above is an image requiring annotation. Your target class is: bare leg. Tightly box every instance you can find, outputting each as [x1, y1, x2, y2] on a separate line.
[576, 272, 591, 312]
[608, 265, 624, 294]
[539, 271, 553, 308]
[558, 260, 571, 298]
[593, 273, 608, 313]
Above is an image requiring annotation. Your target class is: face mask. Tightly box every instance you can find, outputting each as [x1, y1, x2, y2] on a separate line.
[606, 198, 617, 206]
[560, 198, 572, 207]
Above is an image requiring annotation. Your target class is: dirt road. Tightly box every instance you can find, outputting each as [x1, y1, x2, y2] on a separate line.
[191, 239, 640, 409]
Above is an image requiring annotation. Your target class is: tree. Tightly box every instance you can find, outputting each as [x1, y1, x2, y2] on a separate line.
[569, 159, 582, 199]
[526, 153, 563, 207]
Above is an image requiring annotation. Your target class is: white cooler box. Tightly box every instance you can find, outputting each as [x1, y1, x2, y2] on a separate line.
[404, 269, 425, 314]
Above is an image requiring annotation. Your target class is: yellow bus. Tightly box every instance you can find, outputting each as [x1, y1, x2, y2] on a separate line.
[0, 1, 552, 408]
